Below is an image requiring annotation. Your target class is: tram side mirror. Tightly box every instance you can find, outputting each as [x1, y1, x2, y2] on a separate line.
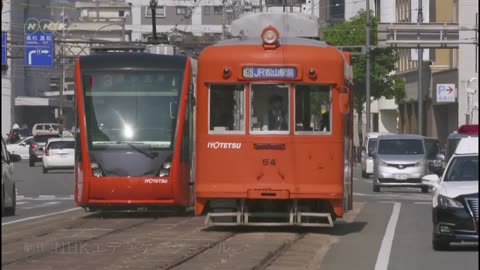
[339, 93, 349, 114]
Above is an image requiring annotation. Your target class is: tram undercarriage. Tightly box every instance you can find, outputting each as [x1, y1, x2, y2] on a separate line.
[204, 198, 337, 227]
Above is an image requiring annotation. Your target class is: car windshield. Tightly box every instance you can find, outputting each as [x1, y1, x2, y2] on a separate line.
[377, 139, 425, 155]
[48, 141, 75, 149]
[34, 135, 61, 143]
[444, 156, 479, 182]
[82, 70, 182, 151]
[367, 139, 377, 156]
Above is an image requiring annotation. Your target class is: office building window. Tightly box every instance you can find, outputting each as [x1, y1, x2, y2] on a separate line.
[177, 6, 187, 15]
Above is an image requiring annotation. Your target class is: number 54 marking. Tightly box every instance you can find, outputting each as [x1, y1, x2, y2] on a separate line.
[262, 159, 276, 166]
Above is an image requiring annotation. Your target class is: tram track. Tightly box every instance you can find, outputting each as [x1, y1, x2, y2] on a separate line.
[2, 211, 197, 268]
[251, 232, 306, 270]
[2, 215, 161, 267]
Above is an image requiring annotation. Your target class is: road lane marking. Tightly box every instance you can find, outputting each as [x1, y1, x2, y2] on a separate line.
[375, 202, 401, 270]
[413, 201, 432, 205]
[21, 201, 61, 209]
[1, 207, 81, 226]
[38, 195, 56, 199]
[16, 202, 28, 205]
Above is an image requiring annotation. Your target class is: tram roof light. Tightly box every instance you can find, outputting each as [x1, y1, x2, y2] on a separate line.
[261, 26, 279, 45]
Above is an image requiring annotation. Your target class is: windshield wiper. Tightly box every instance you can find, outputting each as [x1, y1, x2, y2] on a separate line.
[116, 141, 159, 159]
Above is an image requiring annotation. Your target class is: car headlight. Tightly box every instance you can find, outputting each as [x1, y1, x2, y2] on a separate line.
[379, 160, 388, 166]
[415, 160, 426, 166]
[438, 195, 464, 208]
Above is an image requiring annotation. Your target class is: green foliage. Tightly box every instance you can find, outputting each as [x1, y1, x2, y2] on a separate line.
[323, 10, 405, 113]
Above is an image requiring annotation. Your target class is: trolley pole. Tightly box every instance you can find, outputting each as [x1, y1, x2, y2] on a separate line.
[150, 0, 158, 42]
[365, 0, 371, 134]
[417, 0, 423, 135]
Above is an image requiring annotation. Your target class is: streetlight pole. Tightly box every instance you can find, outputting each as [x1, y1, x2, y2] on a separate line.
[365, 0, 371, 134]
[150, 0, 158, 42]
[417, 0, 423, 135]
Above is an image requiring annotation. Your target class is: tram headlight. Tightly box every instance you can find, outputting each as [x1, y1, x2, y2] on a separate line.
[159, 169, 170, 177]
[163, 162, 171, 169]
[91, 162, 103, 177]
[158, 161, 171, 177]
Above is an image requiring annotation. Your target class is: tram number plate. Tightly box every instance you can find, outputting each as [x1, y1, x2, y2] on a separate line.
[394, 174, 408, 180]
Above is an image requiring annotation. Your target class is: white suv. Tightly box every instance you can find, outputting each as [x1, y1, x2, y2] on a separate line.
[422, 136, 478, 250]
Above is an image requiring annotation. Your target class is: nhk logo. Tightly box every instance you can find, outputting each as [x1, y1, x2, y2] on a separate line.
[144, 178, 168, 184]
[207, 142, 242, 149]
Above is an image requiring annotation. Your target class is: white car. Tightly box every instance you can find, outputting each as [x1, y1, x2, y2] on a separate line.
[6, 136, 34, 159]
[42, 138, 75, 173]
[361, 132, 392, 178]
[422, 136, 478, 250]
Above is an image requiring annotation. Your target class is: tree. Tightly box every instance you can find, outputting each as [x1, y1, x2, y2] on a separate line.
[323, 10, 405, 151]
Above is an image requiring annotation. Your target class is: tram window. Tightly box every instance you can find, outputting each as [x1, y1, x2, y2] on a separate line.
[250, 84, 289, 133]
[294, 84, 331, 133]
[209, 84, 245, 133]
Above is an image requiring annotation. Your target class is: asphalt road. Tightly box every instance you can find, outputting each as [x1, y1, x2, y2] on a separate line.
[1, 160, 76, 225]
[2, 162, 478, 269]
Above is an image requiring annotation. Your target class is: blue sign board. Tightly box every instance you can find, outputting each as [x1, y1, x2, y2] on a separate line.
[1, 32, 6, 65]
[24, 33, 54, 67]
[242, 66, 297, 79]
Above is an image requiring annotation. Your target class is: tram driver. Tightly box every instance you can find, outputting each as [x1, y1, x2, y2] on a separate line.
[262, 95, 288, 131]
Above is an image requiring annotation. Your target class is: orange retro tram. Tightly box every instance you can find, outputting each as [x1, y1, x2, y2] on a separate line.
[195, 26, 354, 226]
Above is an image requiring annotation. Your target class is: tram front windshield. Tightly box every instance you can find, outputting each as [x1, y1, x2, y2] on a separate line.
[81, 70, 183, 176]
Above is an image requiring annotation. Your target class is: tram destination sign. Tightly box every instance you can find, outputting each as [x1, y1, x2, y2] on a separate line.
[242, 66, 297, 79]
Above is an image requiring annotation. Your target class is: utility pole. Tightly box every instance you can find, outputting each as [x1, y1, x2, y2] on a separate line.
[283, 0, 286, 12]
[365, 0, 371, 134]
[59, 5, 65, 134]
[221, 0, 226, 40]
[150, 0, 158, 42]
[417, 0, 423, 135]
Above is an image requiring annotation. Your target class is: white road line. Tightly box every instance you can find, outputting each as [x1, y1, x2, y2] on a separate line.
[38, 195, 56, 199]
[413, 201, 432, 205]
[21, 201, 61, 209]
[16, 202, 28, 205]
[2, 208, 81, 226]
[375, 202, 401, 270]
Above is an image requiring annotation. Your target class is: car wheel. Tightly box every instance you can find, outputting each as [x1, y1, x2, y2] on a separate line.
[43, 167, 48, 174]
[362, 170, 367, 178]
[373, 184, 380, 192]
[421, 186, 429, 193]
[433, 237, 449, 251]
[29, 159, 34, 167]
[5, 185, 16, 216]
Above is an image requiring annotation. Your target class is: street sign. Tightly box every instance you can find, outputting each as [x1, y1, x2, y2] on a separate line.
[436, 84, 456, 103]
[24, 33, 54, 67]
[1, 32, 6, 65]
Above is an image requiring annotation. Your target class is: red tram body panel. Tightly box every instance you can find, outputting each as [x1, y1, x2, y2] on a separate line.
[195, 27, 354, 226]
[74, 53, 194, 210]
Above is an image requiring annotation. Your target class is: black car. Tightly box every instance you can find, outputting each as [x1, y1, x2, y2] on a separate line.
[29, 133, 61, 167]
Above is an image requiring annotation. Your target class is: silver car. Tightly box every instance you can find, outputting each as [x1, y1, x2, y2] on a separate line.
[2, 137, 22, 216]
[373, 134, 429, 193]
